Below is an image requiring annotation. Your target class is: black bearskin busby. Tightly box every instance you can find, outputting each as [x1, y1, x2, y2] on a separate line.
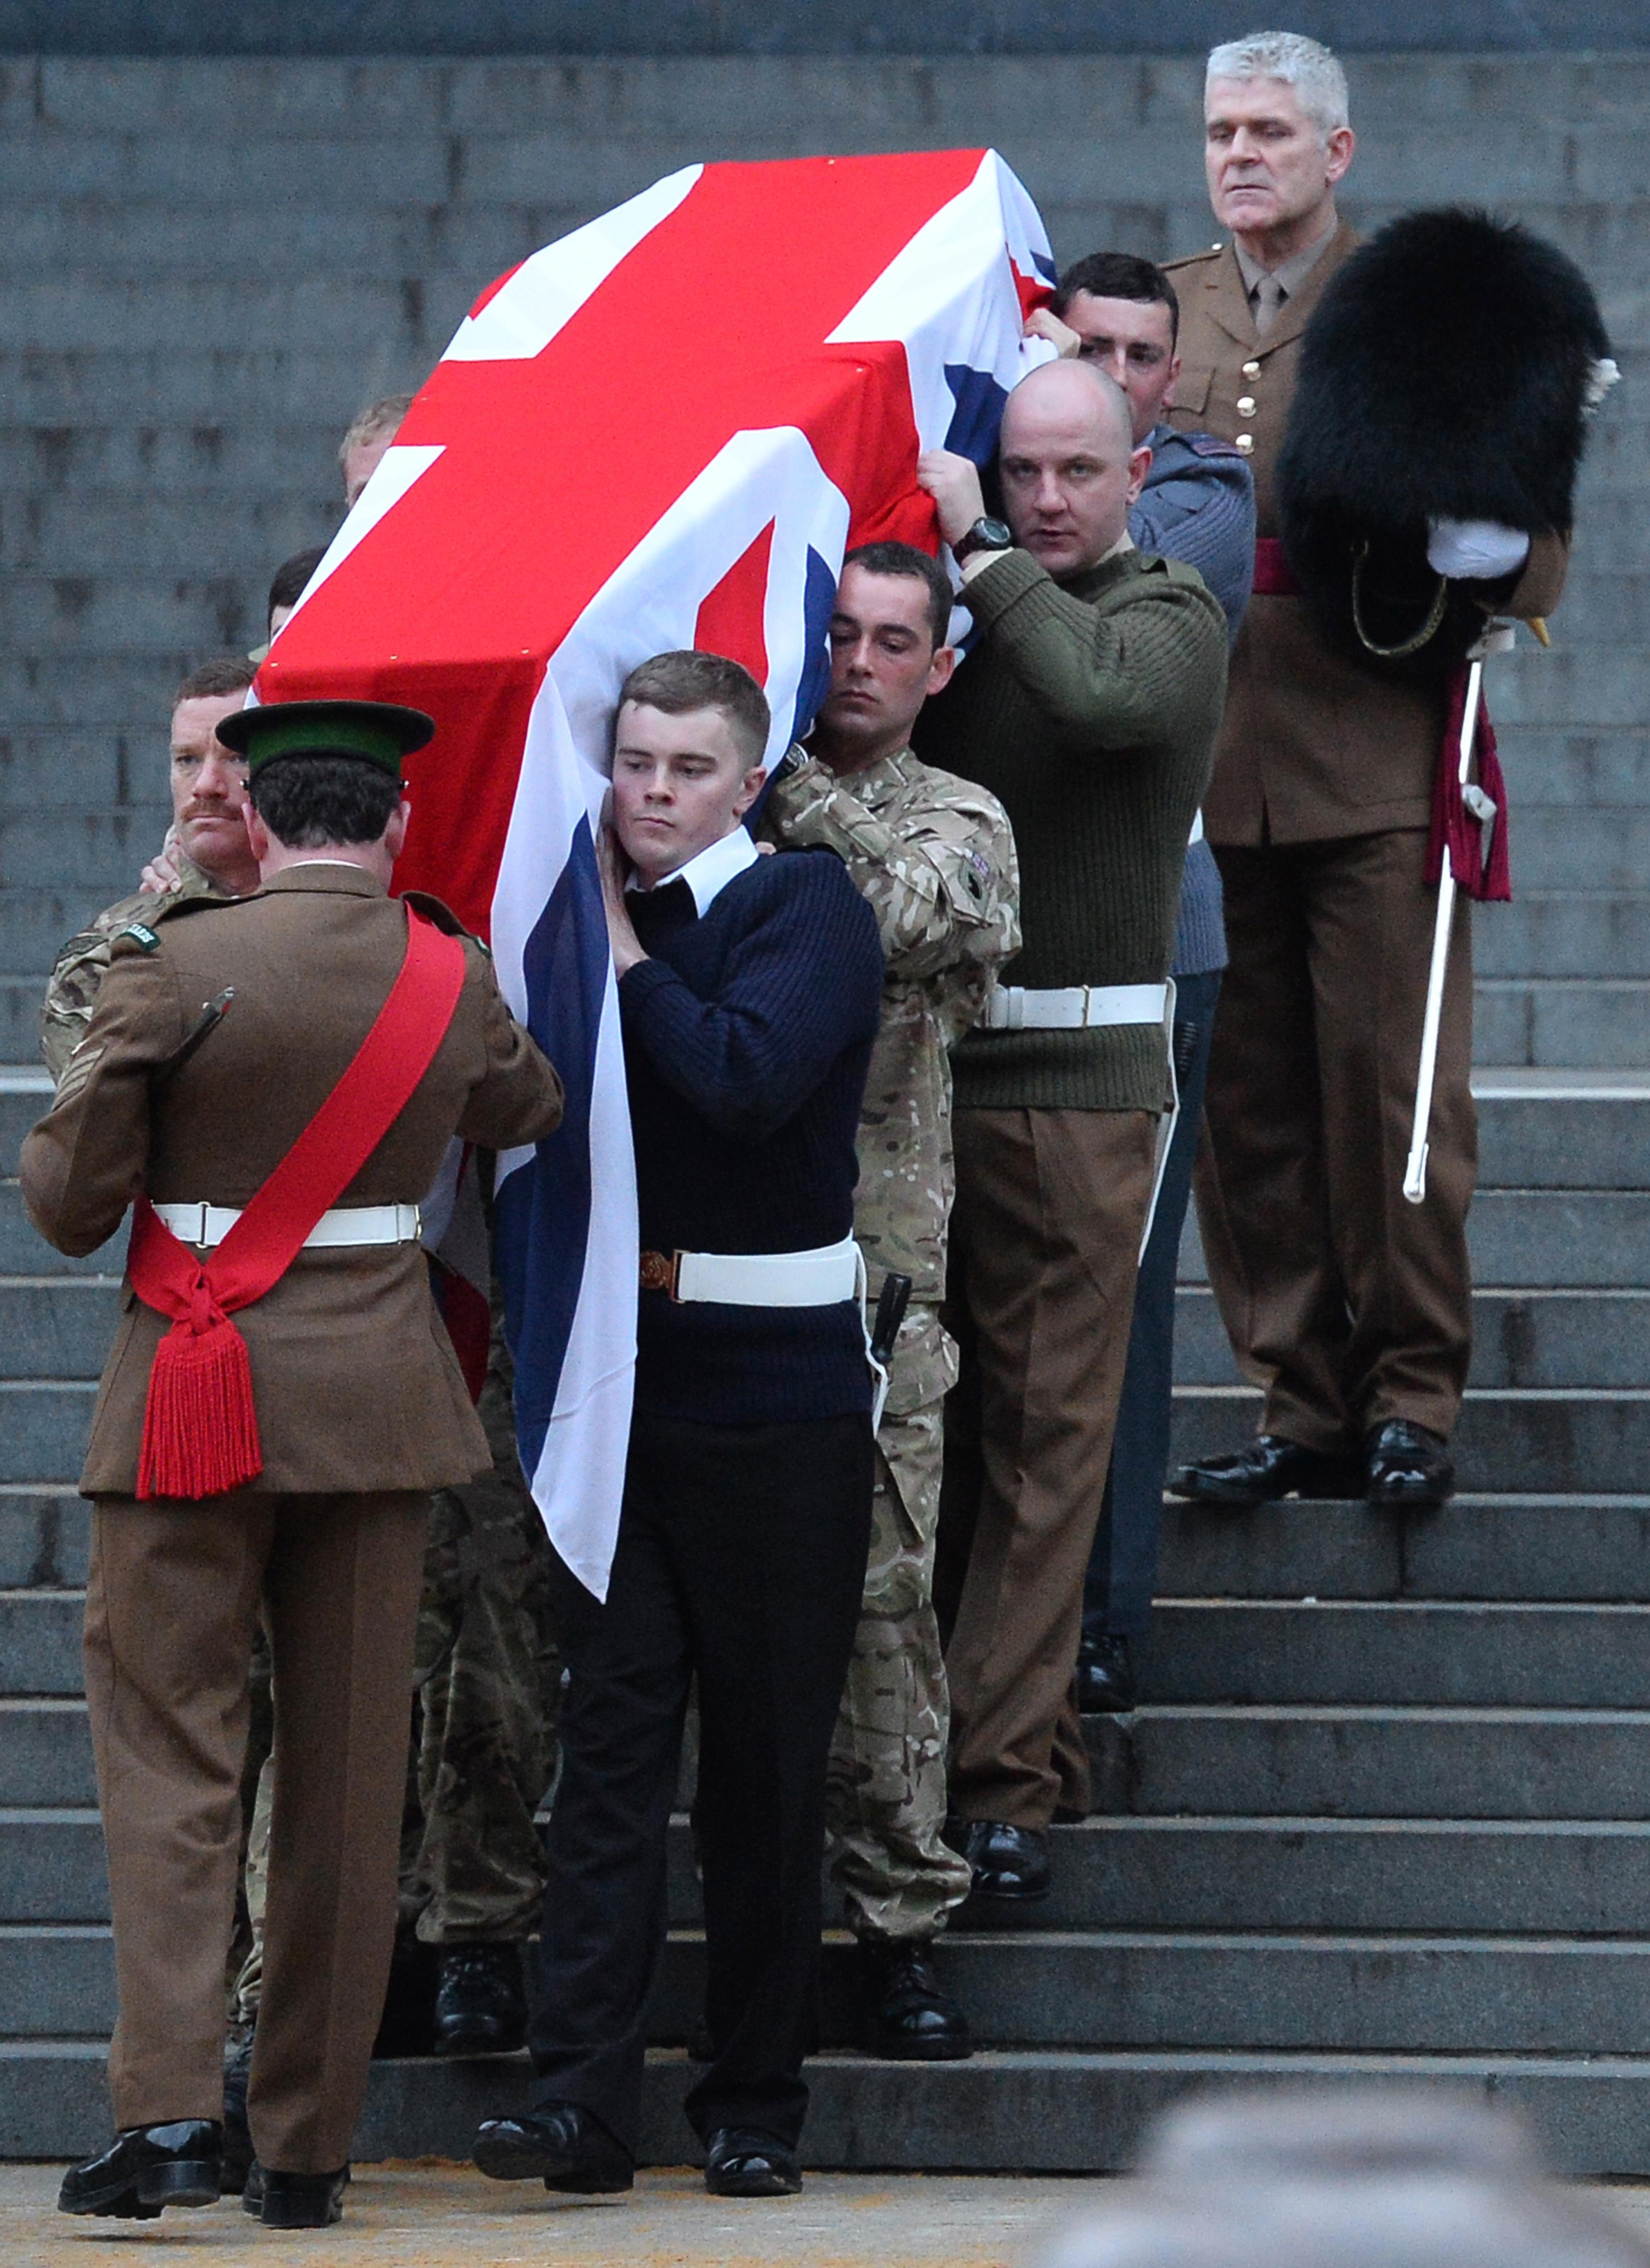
[1277, 207, 1612, 677]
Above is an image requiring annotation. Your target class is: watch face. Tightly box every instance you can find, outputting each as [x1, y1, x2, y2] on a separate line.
[978, 518, 1012, 547]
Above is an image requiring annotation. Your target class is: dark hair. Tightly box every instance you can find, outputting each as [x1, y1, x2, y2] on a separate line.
[249, 753, 401, 847]
[841, 541, 954, 649]
[1052, 251, 1181, 347]
[175, 654, 257, 707]
[619, 649, 770, 767]
[267, 546, 327, 623]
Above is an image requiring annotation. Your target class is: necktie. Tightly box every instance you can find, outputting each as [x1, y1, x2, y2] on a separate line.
[1253, 273, 1286, 339]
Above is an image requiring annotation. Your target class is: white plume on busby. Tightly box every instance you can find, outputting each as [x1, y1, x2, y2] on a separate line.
[1277, 207, 1613, 671]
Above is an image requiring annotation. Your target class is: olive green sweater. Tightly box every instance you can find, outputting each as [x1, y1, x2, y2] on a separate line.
[918, 544, 1227, 1112]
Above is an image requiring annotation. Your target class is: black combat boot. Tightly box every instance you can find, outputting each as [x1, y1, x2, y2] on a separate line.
[433, 1940, 529, 2056]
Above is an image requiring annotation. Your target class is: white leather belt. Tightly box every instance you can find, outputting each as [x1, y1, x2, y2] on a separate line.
[152, 1200, 421, 1250]
[980, 982, 1169, 1032]
[640, 1233, 860, 1307]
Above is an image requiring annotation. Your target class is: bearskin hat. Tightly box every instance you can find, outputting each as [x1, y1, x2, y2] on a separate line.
[1277, 207, 1612, 673]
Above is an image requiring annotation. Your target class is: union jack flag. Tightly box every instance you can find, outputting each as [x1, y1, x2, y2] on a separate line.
[261, 148, 1052, 1594]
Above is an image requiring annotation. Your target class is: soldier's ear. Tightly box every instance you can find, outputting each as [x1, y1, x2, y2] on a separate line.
[926, 644, 958, 699]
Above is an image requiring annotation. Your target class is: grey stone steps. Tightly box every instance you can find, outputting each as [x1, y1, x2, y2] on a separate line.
[0, 806, 173, 889]
[1177, 1191, 1650, 1288]
[0, 1705, 94, 1805]
[1475, 897, 1650, 981]
[1468, 812, 1650, 894]
[1085, 1707, 1650, 1821]
[0, 1282, 121, 1380]
[0, 1495, 87, 1589]
[0, 1814, 105, 1921]
[0, 1184, 126, 1275]
[1495, 733, 1650, 804]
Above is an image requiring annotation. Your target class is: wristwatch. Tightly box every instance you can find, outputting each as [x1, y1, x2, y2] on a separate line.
[951, 516, 1014, 565]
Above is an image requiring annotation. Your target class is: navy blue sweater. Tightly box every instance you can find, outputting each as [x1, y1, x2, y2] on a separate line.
[618, 845, 884, 1425]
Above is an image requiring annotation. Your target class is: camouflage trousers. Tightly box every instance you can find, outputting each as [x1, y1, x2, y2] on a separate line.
[231, 1341, 558, 2022]
[825, 1308, 974, 1942]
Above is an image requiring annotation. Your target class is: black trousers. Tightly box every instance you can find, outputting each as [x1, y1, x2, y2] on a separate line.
[1083, 970, 1222, 1639]
[529, 1406, 874, 2156]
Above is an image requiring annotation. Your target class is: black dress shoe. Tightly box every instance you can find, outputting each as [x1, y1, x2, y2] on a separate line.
[1170, 1434, 1364, 1507]
[58, 2120, 223, 2217]
[1075, 1631, 1135, 1714]
[704, 2126, 802, 2196]
[858, 1936, 973, 2061]
[473, 2104, 635, 2193]
[242, 2161, 349, 2227]
[1366, 1418, 1454, 1509]
[954, 1818, 1051, 1902]
[432, 1941, 528, 2057]
[221, 2030, 254, 2196]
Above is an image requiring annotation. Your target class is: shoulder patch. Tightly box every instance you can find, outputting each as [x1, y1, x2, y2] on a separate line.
[117, 922, 160, 953]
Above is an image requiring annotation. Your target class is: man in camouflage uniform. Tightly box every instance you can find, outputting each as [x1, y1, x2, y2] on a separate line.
[40, 655, 258, 1078]
[765, 542, 1020, 2058]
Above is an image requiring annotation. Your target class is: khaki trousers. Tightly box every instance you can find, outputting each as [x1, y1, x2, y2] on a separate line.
[1195, 829, 1475, 1449]
[938, 1107, 1157, 1830]
[84, 1487, 428, 2173]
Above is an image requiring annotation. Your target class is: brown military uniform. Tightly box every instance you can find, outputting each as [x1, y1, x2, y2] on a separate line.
[766, 745, 1020, 1942]
[21, 865, 563, 2174]
[1167, 227, 1568, 1449]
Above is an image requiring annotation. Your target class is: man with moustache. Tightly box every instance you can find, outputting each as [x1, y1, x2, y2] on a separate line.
[1165, 33, 1568, 1514]
[41, 656, 258, 1080]
[916, 360, 1226, 1900]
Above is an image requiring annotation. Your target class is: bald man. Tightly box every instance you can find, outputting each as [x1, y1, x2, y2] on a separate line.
[916, 364, 1227, 1898]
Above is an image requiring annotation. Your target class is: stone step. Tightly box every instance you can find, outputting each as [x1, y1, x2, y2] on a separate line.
[1486, 650, 1644, 731]
[0, 1282, 120, 1381]
[0, 1494, 87, 1590]
[1475, 898, 1650, 981]
[1153, 1495, 1650, 1604]
[1476, 812, 1650, 895]
[1138, 1600, 1650, 1709]
[0, 1813, 105, 1921]
[1177, 1190, 1650, 1289]
[1174, 1389, 1650, 1498]
[1085, 1707, 1650, 1821]
[1496, 731, 1650, 805]
[0, 1706, 94, 1806]
[1175, 1289, 1650, 1389]
[0, 805, 172, 889]
[13, 2037, 1650, 2176]
[1476, 980, 1650, 1068]
[0, 1182, 129, 1274]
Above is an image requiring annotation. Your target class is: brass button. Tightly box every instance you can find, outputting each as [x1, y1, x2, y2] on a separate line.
[1236, 395, 1256, 414]
[1235, 433, 1254, 453]
[1242, 359, 1261, 377]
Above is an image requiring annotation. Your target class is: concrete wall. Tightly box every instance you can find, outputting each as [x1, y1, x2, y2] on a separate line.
[3, 3, 1648, 54]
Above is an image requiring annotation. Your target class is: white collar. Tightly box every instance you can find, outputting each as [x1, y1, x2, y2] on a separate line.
[627, 825, 759, 917]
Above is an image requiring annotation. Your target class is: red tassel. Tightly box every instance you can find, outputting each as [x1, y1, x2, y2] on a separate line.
[136, 1315, 264, 1501]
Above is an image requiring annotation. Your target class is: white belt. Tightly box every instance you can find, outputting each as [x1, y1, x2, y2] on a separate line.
[980, 982, 1169, 1032]
[151, 1200, 422, 1250]
[640, 1232, 861, 1308]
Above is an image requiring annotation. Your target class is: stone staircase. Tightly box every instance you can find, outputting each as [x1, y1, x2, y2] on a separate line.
[2, 50, 1648, 2174]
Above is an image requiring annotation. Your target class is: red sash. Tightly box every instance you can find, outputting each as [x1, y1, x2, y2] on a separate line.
[127, 909, 467, 1500]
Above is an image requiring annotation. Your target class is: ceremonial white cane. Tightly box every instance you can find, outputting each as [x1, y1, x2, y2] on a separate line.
[1402, 620, 1518, 1204]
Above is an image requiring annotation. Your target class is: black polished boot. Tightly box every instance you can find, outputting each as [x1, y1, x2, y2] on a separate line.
[1366, 1419, 1455, 1509]
[473, 2102, 635, 2193]
[58, 2121, 222, 2218]
[1170, 1434, 1364, 1506]
[242, 2162, 349, 2228]
[951, 1818, 1052, 1902]
[858, 1936, 973, 2061]
[704, 2126, 802, 2196]
[1075, 1630, 1136, 1714]
[432, 1941, 528, 2057]
[221, 2030, 255, 2196]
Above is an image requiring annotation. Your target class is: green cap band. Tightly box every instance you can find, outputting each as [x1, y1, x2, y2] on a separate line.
[243, 715, 405, 775]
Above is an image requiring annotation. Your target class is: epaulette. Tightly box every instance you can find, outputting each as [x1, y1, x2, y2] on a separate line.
[106, 892, 232, 957]
[401, 889, 490, 955]
[1184, 431, 1248, 460]
[1162, 242, 1227, 273]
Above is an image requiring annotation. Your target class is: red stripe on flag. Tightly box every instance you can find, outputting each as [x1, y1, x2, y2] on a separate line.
[694, 520, 773, 685]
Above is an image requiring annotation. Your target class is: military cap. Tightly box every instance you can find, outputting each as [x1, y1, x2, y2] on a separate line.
[216, 698, 435, 778]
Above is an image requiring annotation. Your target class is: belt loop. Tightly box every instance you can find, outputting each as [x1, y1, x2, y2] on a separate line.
[194, 1202, 210, 1248]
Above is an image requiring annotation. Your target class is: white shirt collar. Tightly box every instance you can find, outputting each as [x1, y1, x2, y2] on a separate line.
[627, 825, 759, 917]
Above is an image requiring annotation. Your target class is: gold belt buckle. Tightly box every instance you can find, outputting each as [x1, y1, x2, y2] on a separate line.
[638, 1248, 682, 1300]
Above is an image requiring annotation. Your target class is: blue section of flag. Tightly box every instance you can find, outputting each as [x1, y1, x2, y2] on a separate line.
[943, 363, 1010, 468]
[1031, 247, 1057, 283]
[493, 811, 609, 1478]
[787, 545, 839, 747]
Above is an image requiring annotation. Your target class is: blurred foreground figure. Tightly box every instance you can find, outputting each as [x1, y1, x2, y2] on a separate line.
[1043, 2091, 1649, 2268]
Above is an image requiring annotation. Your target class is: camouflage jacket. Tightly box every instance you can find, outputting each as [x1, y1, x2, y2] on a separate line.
[764, 745, 1020, 1354]
[39, 850, 236, 1083]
